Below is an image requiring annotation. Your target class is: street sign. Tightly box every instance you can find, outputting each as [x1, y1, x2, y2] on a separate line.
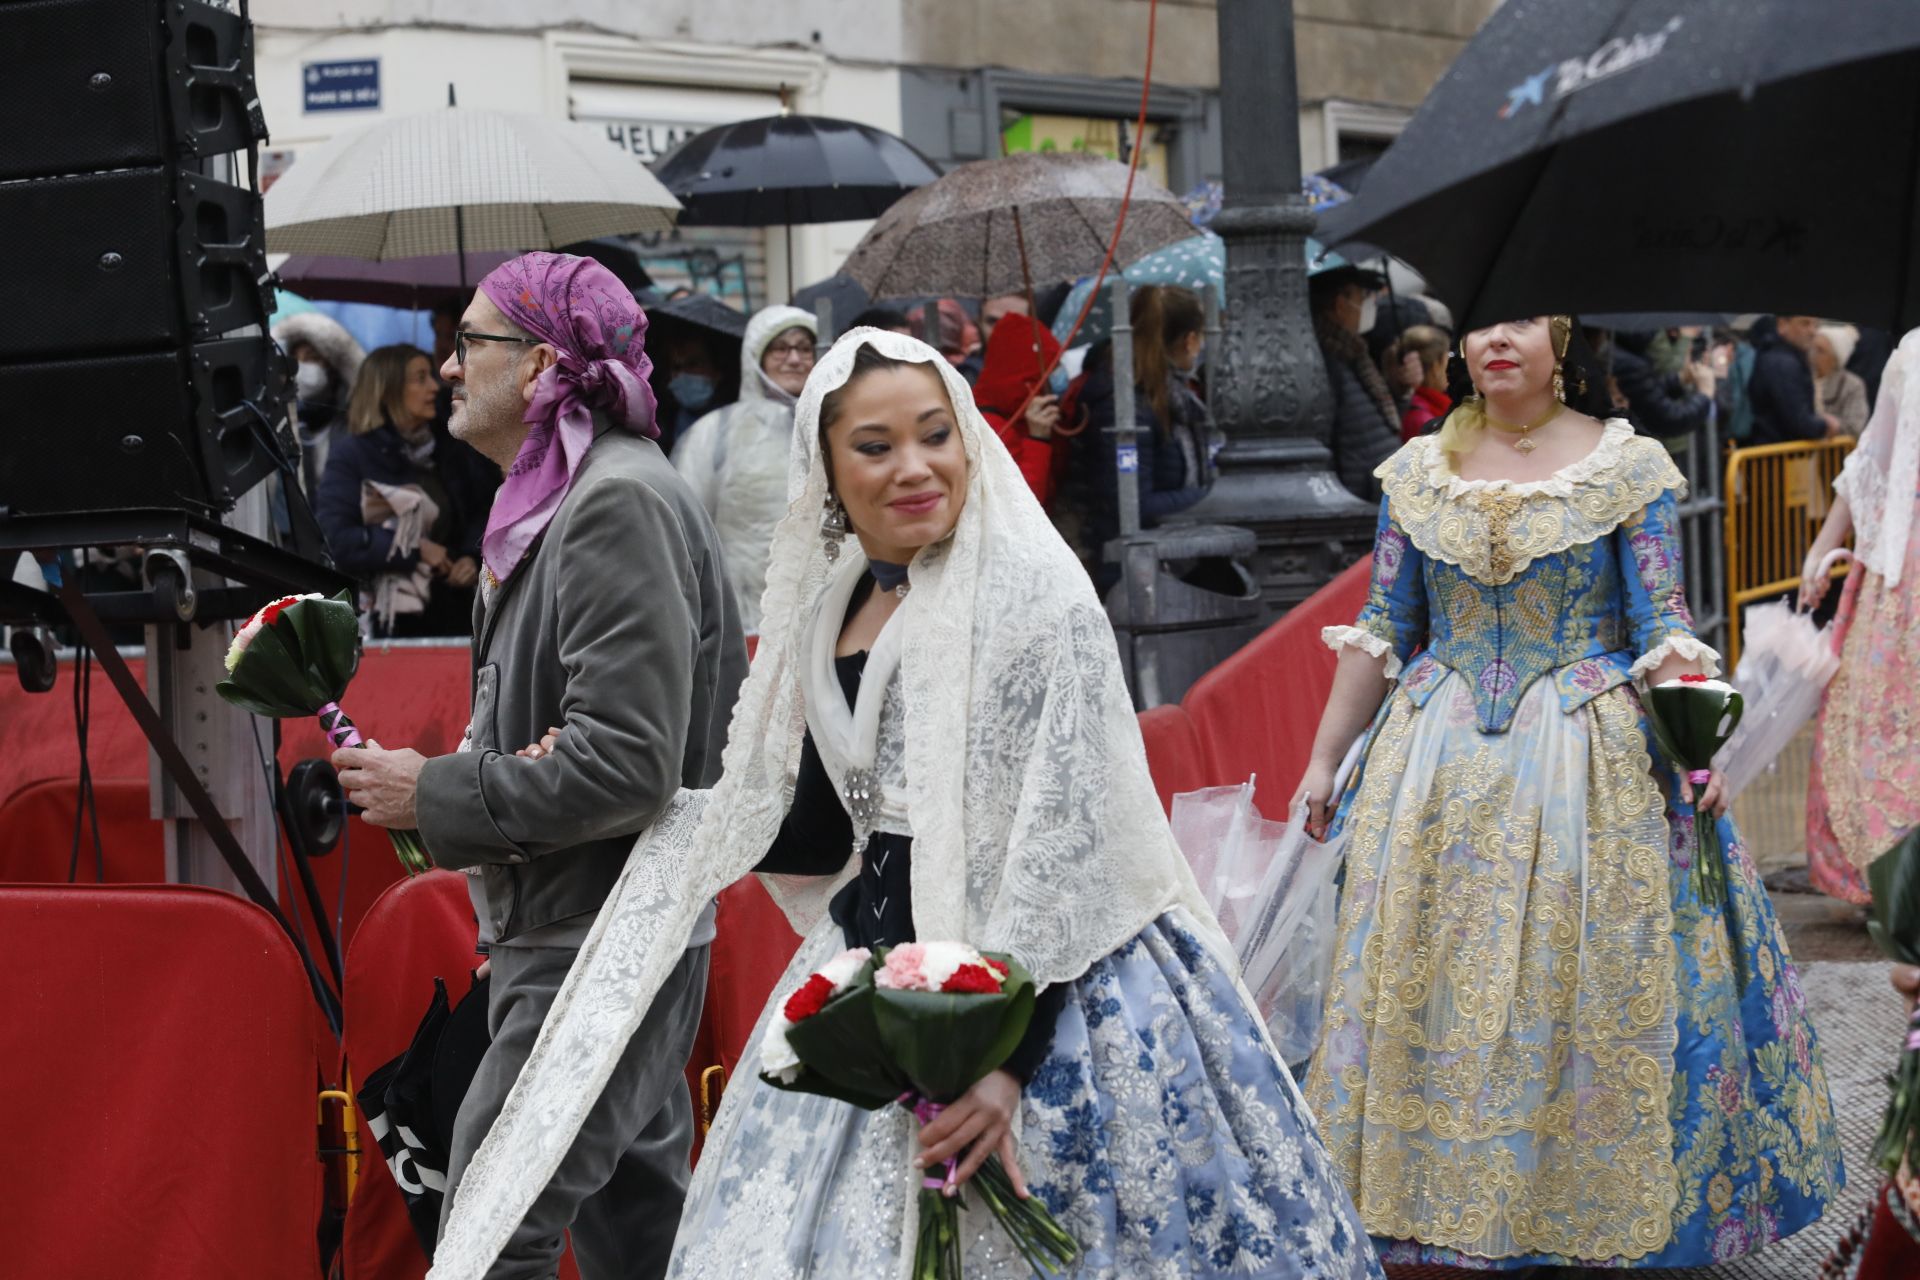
[303, 60, 380, 113]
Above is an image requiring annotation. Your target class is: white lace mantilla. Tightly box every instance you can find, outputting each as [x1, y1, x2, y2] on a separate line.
[1378, 419, 1687, 586]
[1834, 331, 1920, 588]
[427, 328, 1234, 1280]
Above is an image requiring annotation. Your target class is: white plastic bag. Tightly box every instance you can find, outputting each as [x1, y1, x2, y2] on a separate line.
[1715, 559, 1845, 800]
[1170, 735, 1366, 1064]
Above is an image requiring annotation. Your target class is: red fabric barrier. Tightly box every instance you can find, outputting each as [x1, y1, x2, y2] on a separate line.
[337, 871, 581, 1279]
[688, 878, 806, 1133]
[0, 646, 477, 961]
[1180, 558, 1372, 818]
[1859, 1185, 1920, 1278]
[0, 884, 329, 1279]
[0, 777, 165, 882]
[1136, 703, 1209, 813]
[705, 878, 805, 1076]
[341, 871, 478, 1280]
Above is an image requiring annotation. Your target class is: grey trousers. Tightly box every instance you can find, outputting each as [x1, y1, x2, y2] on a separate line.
[439, 943, 710, 1280]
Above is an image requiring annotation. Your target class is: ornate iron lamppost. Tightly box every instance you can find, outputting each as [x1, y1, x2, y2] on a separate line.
[1170, 0, 1376, 614]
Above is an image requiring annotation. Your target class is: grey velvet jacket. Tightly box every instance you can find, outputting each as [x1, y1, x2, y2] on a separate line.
[416, 423, 747, 943]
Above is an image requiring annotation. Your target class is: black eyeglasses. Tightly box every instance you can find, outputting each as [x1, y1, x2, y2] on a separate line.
[455, 330, 532, 365]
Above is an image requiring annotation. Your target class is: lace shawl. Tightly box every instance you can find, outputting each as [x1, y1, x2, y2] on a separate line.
[1379, 419, 1686, 586]
[427, 328, 1229, 1280]
[1834, 329, 1920, 588]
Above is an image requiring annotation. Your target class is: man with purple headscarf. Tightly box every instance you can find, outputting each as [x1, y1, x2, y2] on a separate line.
[333, 253, 746, 1279]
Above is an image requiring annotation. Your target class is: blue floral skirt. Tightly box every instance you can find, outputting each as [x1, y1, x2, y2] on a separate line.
[669, 910, 1382, 1279]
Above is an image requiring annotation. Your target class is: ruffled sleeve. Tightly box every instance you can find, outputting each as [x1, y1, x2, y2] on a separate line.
[1615, 483, 1722, 680]
[1323, 497, 1426, 679]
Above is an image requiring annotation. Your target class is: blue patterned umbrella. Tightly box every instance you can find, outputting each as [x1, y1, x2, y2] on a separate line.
[1052, 233, 1344, 347]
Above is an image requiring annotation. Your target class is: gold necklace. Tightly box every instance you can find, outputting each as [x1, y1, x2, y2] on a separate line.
[1482, 404, 1561, 454]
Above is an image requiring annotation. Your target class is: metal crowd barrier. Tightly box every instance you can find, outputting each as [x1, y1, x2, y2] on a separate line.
[1723, 436, 1856, 668]
[1671, 421, 1728, 660]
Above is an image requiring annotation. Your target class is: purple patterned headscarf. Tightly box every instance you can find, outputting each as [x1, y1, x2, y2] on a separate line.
[476, 252, 658, 583]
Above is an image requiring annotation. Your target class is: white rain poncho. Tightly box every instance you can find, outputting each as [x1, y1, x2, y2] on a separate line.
[671, 304, 818, 632]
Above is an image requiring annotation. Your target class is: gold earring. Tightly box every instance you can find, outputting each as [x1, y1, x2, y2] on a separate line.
[1552, 365, 1567, 404]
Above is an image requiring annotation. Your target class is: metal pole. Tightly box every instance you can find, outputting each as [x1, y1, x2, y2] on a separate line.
[149, 484, 279, 899]
[1162, 0, 1374, 615]
[813, 296, 835, 345]
[1110, 275, 1140, 539]
[449, 84, 468, 291]
[1201, 283, 1220, 406]
[920, 300, 940, 354]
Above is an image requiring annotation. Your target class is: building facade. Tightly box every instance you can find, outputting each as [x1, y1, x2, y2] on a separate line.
[251, 0, 1499, 308]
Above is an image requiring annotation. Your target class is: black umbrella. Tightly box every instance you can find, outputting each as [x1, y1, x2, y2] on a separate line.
[652, 291, 748, 341]
[1585, 311, 1734, 332]
[1316, 0, 1920, 332]
[652, 112, 941, 295]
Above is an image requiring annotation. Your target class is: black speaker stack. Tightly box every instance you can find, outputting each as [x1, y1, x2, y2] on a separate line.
[0, 0, 291, 520]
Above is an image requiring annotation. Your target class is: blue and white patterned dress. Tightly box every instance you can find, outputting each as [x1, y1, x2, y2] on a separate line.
[668, 601, 1381, 1279]
[1307, 422, 1844, 1269]
[670, 913, 1381, 1279]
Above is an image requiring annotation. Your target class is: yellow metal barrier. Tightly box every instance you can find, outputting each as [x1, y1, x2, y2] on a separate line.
[1723, 437, 1854, 668]
[699, 1064, 726, 1135]
[318, 1086, 361, 1202]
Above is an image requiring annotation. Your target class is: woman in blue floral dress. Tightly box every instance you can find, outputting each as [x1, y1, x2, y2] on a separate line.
[1295, 316, 1843, 1272]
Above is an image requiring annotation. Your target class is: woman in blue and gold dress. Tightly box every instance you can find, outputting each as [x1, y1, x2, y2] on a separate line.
[1296, 315, 1843, 1271]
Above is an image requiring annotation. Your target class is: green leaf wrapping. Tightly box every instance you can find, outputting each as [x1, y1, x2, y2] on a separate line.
[773, 967, 909, 1109]
[286, 591, 361, 701]
[765, 951, 1040, 1107]
[872, 954, 1037, 1104]
[215, 594, 364, 719]
[1867, 831, 1920, 966]
[1644, 684, 1744, 769]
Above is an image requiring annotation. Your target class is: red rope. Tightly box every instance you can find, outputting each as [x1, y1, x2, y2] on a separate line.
[1013, 0, 1159, 438]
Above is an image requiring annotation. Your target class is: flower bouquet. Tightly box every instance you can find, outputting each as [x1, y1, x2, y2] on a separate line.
[1867, 829, 1920, 1175]
[1645, 674, 1744, 908]
[761, 941, 1080, 1279]
[215, 591, 432, 875]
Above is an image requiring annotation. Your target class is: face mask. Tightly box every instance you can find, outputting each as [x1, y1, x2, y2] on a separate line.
[668, 372, 717, 412]
[1357, 296, 1379, 334]
[293, 361, 329, 400]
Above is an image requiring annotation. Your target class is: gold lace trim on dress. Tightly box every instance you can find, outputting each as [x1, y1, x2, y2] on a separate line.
[1307, 686, 1680, 1261]
[1377, 423, 1687, 587]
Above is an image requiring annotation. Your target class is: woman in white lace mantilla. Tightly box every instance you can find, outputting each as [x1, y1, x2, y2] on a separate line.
[1298, 316, 1843, 1271]
[427, 329, 1381, 1280]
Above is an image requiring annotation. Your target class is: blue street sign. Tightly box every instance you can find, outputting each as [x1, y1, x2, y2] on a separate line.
[1116, 446, 1140, 474]
[304, 60, 380, 113]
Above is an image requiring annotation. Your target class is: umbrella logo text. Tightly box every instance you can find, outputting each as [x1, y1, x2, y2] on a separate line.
[1630, 212, 1809, 258]
[1500, 18, 1683, 119]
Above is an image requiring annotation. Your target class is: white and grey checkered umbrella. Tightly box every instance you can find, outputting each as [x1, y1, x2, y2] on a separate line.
[264, 108, 681, 259]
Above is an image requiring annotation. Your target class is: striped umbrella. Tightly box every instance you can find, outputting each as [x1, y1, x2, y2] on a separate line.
[264, 107, 680, 264]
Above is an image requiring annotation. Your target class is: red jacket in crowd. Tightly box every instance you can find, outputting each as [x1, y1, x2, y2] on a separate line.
[1400, 384, 1452, 442]
[971, 312, 1065, 506]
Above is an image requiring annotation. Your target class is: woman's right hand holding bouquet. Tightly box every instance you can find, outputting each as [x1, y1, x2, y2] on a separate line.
[916, 1069, 1028, 1198]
